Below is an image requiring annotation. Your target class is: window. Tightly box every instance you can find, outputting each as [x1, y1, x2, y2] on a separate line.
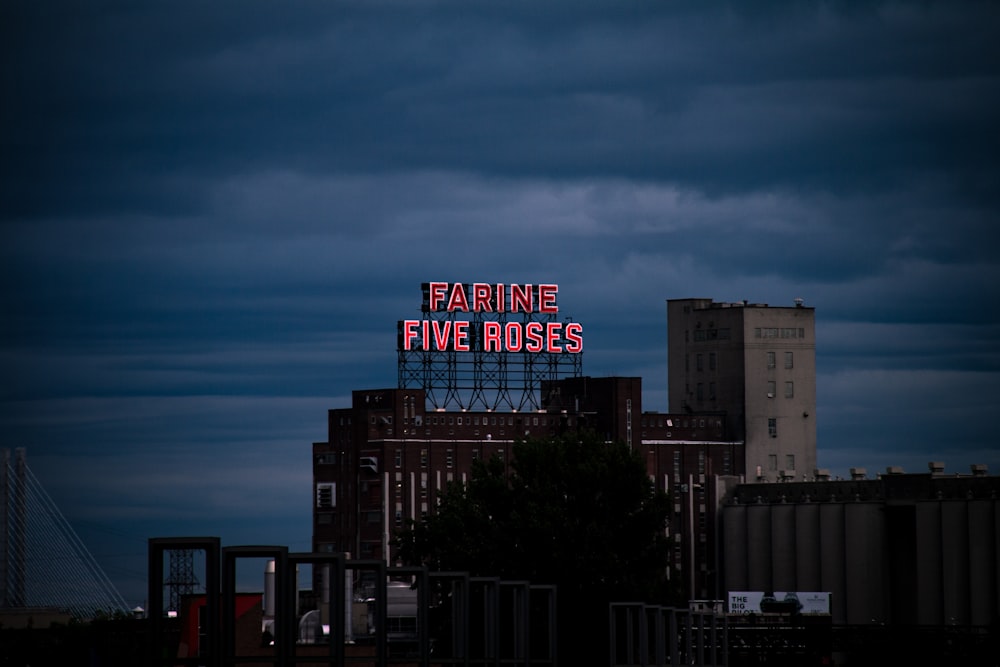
[786, 454, 795, 471]
[768, 454, 778, 471]
[394, 450, 402, 468]
[785, 351, 794, 369]
[767, 381, 775, 398]
[709, 352, 716, 371]
[768, 418, 777, 438]
[696, 354, 703, 371]
[420, 449, 428, 467]
[316, 483, 335, 509]
[446, 450, 453, 468]
[387, 616, 417, 635]
[767, 351, 776, 369]
[709, 382, 716, 400]
[696, 383, 704, 401]
[785, 381, 794, 398]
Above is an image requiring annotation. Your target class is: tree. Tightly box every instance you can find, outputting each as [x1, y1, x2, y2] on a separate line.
[393, 429, 675, 659]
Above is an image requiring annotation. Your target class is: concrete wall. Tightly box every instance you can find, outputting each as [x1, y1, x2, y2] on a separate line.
[721, 479, 1000, 628]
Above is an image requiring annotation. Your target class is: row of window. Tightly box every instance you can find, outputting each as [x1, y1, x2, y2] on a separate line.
[405, 447, 503, 469]
[692, 382, 789, 400]
[766, 454, 795, 471]
[691, 327, 731, 342]
[687, 323, 807, 342]
[691, 352, 716, 372]
[640, 417, 723, 429]
[756, 327, 805, 339]
[767, 381, 794, 398]
[689, 351, 795, 373]
[766, 351, 794, 369]
[374, 414, 557, 427]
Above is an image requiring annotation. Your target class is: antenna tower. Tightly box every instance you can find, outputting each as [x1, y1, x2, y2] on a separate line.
[165, 549, 198, 613]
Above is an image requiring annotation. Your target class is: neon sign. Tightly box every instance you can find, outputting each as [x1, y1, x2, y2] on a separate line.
[398, 282, 584, 354]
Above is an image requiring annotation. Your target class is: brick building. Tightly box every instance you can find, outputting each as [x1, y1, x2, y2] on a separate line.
[312, 376, 742, 599]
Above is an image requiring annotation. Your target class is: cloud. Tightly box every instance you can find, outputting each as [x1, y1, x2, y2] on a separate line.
[1, 0, 999, 602]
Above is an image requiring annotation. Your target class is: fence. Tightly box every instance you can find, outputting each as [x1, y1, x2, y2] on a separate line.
[148, 537, 558, 667]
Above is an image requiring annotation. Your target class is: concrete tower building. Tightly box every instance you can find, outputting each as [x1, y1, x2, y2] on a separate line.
[667, 298, 816, 482]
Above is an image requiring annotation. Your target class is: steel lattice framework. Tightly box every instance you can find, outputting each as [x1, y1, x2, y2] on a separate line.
[398, 305, 583, 412]
[165, 548, 198, 614]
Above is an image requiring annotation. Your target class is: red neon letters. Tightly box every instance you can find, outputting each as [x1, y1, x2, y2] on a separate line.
[401, 282, 583, 354]
[427, 282, 559, 314]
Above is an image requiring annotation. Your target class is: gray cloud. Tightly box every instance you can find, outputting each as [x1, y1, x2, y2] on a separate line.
[2, 0, 998, 603]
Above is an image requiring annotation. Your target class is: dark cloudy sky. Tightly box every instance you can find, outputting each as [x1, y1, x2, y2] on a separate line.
[3, 0, 999, 605]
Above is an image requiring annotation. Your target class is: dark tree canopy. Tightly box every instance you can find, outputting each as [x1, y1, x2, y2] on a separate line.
[394, 429, 675, 606]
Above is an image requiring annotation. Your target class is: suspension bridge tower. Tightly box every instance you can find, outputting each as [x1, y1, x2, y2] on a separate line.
[1, 447, 129, 618]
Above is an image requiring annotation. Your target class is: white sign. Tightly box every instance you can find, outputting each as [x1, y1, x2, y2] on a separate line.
[727, 591, 830, 615]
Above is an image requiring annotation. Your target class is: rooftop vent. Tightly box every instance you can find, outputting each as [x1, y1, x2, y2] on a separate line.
[814, 469, 831, 481]
[971, 463, 988, 476]
[794, 297, 804, 308]
[928, 461, 945, 474]
[885, 466, 905, 475]
[849, 467, 867, 480]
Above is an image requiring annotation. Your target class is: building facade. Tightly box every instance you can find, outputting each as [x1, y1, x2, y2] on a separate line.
[311, 376, 742, 599]
[721, 463, 1000, 627]
[667, 298, 817, 482]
